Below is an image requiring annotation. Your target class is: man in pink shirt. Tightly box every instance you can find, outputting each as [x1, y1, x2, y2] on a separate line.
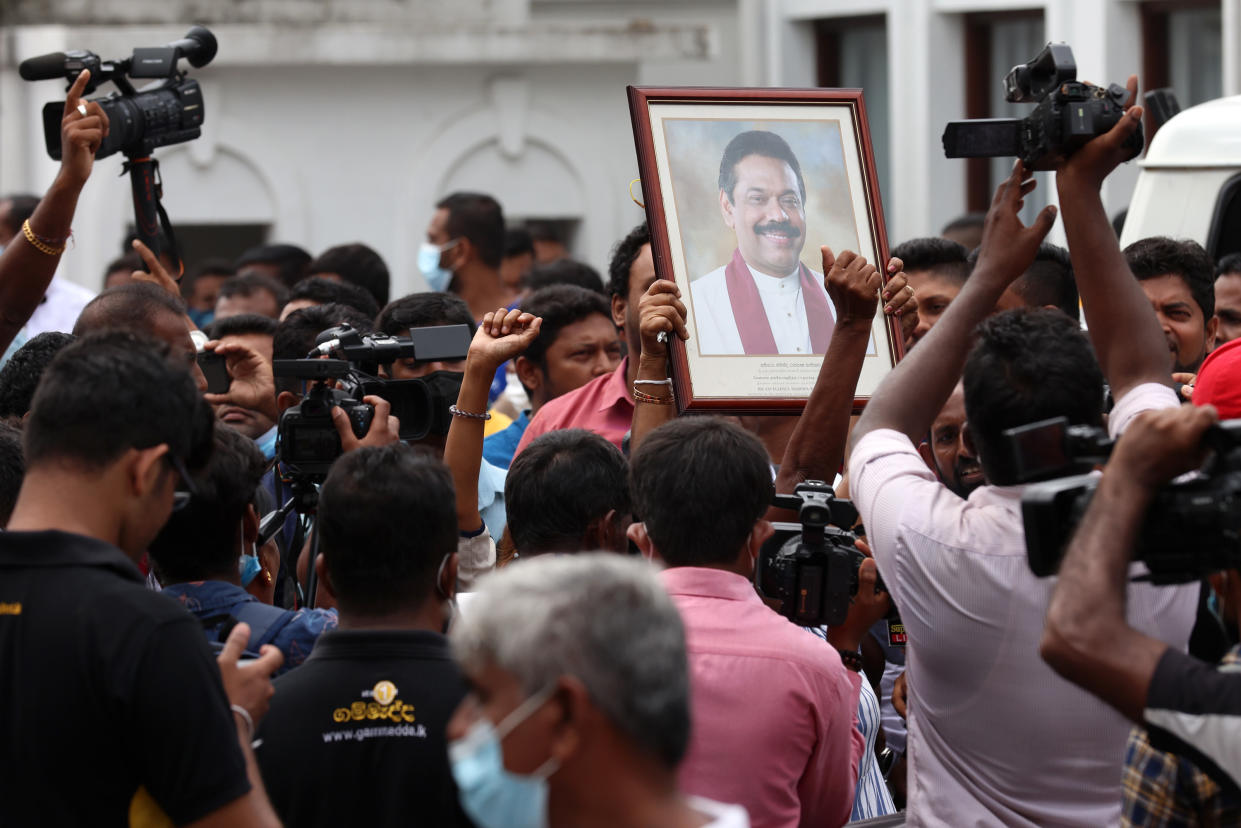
[629, 416, 871, 828]
[514, 223, 656, 454]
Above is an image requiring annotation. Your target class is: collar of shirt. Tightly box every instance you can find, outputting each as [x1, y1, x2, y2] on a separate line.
[255, 426, 278, 460]
[307, 628, 454, 663]
[660, 566, 760, 604]
[161, 580, 258, 613]
[0, 529, 141, 581]
[597, 357, 633, 413]
[747, 263, 801, 294]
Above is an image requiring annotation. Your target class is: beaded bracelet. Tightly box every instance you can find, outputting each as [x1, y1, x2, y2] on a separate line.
[836, 648, 864, 673]
[22, 219, 70, 256]
[449, 404, 492, 421]
[633, 387, 675, 406]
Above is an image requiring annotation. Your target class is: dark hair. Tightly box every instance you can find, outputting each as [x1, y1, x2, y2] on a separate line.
[941, 213, 985, 235]
[287, 275, 380, 319]
[1111, 208, 1128, 240]
[273, 303, 375, 395]
[718, 131, 806, 204]
[526, 220, 564, 244]
[506, 430, 631, 556]
[0, 422, 24, 526]
[0, 332, 75, 420]
[890, 237, 970, 284]
[967, 242, 1079, 321]
[318, 444, 458, 615]
[205, 313, 278, 341]
[963, 309, 1103, 483]
[73, 282, 185, 336]
[374, 292, 476, 338]
[147, 425, 266, 583]
[25, 331, 214, 472]
[436, 192, 505, 269]
[519, 285, 613, 370]
[306, 243, 390, 306]
[504, 227, 535, 258]
[1217, 252, 1241, 279]
[523, 259, 605, 295]
[234, 243, 312, 288]
[1124, 236, 1215, 321]
[181, 258, 236, 300]
[630, 417, 773, 567]
[0, 194, 39, 237]
[607, 223, 650, 299]
[218, 272, 290, 309]
[103, 251, 143, 285]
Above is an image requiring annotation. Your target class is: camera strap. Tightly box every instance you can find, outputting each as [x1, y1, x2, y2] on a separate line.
[121, 155, 185, 278]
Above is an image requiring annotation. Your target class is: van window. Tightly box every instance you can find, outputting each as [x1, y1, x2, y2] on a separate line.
[1207, 173, 1241, 261]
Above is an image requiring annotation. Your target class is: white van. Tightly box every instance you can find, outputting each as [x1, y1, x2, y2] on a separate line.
[1120, 95, 1241, 258]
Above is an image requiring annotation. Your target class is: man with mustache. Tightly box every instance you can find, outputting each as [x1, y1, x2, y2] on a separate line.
[693, 130, 844, 356]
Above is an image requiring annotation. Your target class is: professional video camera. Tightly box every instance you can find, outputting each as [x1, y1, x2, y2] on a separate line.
[273, 323, 471, 480]
[19, 26, 218, 263]
[756, 481, 900, 638]
[942, 42, 1144, 170]
[1014, 417, 1241, 581]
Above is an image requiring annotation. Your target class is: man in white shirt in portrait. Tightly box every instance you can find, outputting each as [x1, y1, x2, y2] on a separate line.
[692, 130, 837, 356]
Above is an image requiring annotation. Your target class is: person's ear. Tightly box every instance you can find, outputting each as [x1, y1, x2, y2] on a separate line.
[315, 553, 337, 601]
[242, 504, 259, 547]
[627, 521, 657, 561]
[277, 390, 300, 414]
[719, 188, 736, 229]
[916, 440, 937, 475]
[438, 552, 459, 602]
[597, 509, 631, 554]
[1206, 315, 1220, 354]
[448, 237, 471, 271]
[514, 356, 543, 395]
[749, 519, 775, 556]
[610, 293, 627, 331]
[547, 674, 589, 766]
[129, 444, 170, 500]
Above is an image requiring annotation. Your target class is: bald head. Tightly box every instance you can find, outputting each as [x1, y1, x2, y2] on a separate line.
[74, 283, 204, 389]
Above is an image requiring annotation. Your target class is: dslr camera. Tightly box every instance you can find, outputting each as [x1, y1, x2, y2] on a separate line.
[942, 42, 1144, 170]
[274, 324, 471, 479]
[1011, 417, 1241, 581]
[756, 480, 895, 630]
[21, 26, 217, 161]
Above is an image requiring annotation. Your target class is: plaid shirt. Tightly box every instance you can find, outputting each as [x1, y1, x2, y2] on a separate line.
[1122, 645, 1241, 827]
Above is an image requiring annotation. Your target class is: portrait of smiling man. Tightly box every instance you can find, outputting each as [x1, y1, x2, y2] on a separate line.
[691, 130, 839, 356]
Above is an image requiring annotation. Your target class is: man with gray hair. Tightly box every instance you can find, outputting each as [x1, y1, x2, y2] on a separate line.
[447, 554, 749, 828]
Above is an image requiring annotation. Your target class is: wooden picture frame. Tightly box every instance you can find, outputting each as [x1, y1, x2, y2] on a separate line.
[627, 86, 901, 414]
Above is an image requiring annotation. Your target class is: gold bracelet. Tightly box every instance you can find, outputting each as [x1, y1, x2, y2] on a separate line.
[21, 219, 69, 256]
[633, 387, 675, 406]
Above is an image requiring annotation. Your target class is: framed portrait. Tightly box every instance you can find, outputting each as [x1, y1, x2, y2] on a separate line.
[627, 86, 901, 414]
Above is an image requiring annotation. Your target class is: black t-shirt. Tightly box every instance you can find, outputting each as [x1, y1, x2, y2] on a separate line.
[0, 530, 250, 825]
[256, 628, 474, 827]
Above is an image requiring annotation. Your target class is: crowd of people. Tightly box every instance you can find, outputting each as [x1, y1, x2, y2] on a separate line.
[2, 68, 1241, 828]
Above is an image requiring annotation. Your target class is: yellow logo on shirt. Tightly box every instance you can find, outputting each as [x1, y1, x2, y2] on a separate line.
[372, 680, 397, 705]
[0, 602, 20, 615]
[330, 680, 415, 724]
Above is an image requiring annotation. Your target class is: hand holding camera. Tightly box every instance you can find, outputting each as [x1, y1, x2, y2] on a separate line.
[330, 394, 400, 453]
[57, 69, 109, 189]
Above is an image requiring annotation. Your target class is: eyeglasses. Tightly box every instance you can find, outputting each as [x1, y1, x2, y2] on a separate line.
[167, 453, 198, 512]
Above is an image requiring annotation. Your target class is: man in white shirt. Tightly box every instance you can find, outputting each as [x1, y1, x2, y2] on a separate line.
[692, 131, 837, 356]
[848, 98, 1197, 826]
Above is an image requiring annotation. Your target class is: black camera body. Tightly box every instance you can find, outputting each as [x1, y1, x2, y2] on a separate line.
[756, 480, 884, 627]
[22, 26, 216, 161]
[1016, 417, 1241, 581]
[942, 42, 1143, 170]
[274, 324, 471, 480]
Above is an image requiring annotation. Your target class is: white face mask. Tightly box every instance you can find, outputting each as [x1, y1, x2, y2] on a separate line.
[418, 239, 460, 292]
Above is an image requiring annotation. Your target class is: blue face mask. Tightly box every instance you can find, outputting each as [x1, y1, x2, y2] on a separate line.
[419, 239, 459, 293]
[449, 686, 558, 828]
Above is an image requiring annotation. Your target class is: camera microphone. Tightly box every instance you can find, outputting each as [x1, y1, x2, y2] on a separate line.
[19, 52, 70, 81]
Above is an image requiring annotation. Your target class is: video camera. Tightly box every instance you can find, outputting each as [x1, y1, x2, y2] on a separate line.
[756, 481, 898, 635]
[1014, 417, 1241, 581]
[274, 323, 471, 479]
[21, 26, 216, 162]
[942, 42, 1144, 170]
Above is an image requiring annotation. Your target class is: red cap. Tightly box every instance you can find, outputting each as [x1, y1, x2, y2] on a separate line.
[1192, 337, 1241, 419]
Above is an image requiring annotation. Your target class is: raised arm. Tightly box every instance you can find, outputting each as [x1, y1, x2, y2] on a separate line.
[0, 70, 108, 352]
[851, 162, 1057, 449]
[771, 247, 912, 515]
[1056, 77, 1167, 400]
[445, 308, 540, 531]
[628, 279, 688, 454]
[1041, 403, 1216, 720]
